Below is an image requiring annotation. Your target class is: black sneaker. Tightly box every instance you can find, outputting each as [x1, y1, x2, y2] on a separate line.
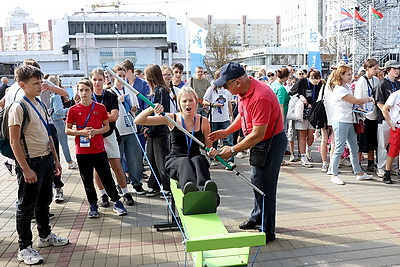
[133, 185, 146, 195]
[100, 194, 110, 208]
[4, 161, 13, 175]
[146, 188, 160, 197]
[366, 164, 377, 173]
[123, 193, 135, 206]
[383, 172, 393, 184]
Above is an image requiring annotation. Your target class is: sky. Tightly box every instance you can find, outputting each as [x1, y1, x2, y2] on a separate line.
[0, 0, 280, 27]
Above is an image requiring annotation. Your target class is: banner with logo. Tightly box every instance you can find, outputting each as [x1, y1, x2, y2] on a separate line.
[307, 28, 322, 72]
[189, 22, 208, 75]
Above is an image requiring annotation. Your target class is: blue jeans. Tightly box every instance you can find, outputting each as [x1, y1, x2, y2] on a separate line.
[211, 120, 233, 162]
[120, 133, 143, 186]
[249, 131, 287, 236]
[53, 119, 72, 163]
[331, 121, 362, 175]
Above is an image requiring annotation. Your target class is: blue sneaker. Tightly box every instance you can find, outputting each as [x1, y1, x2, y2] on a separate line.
[113, 200, 127, 216]
[88, 203, 99, 218]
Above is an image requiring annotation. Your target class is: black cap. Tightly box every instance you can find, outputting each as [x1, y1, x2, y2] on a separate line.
[213, 62, 245, 87]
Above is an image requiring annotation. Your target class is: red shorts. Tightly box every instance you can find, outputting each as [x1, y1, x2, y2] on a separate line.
[388, 128, 400, 158]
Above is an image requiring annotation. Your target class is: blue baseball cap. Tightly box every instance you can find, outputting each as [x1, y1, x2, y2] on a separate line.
[213, 62, 246, 87]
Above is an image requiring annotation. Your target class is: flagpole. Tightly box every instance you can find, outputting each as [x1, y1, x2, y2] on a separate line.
[352, 8, 356, 71]
[185, 12, 190, 82]
[368, 4, 372, 58]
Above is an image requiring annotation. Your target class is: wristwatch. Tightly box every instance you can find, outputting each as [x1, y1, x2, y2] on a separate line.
[231, 146, 237, 157]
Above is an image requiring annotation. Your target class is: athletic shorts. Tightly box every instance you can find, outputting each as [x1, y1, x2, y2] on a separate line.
[103, 131, 121, 159]
[387, 128, 400, 158]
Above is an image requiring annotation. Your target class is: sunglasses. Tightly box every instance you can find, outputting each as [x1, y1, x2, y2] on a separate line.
[267, 74, 275, 77]
[298, 73, 304, 75]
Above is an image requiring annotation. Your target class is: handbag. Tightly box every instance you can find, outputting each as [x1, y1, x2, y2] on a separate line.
[303, 107, 312, 120]
[286, 95, 304, 121]
[249, 139, 270, 167]
[308, 84, 328, 129]
[354, 119, 365, 134]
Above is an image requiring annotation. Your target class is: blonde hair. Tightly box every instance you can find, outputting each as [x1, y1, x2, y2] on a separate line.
[328, 65, 352, 89]
[176, 86, 198, 112]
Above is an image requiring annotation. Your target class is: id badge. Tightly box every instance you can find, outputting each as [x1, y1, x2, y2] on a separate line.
[79, 136, 90, 147]
[124, 115, 134, 127]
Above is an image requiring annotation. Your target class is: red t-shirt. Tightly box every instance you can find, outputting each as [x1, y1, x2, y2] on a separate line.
[238, 77, 283, 141]
[66, 101, 109, 154]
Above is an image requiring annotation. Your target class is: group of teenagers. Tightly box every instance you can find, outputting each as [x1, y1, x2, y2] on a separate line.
[10, 58, 277, 265]
[275, 59, 400, 186]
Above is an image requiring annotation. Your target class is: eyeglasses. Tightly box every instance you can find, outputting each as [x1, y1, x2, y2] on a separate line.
[163, 73, 172, 77]
[223, 79, 237, 89]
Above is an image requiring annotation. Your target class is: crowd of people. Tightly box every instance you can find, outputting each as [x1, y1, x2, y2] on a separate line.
[3, 56, 400, 265]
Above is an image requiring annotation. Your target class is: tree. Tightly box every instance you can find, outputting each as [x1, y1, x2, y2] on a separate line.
[203, 25, 239, 76]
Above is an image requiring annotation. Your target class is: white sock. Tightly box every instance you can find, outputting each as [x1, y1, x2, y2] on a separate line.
[121, 187, 129, 194]
[99, 189, 106, 196]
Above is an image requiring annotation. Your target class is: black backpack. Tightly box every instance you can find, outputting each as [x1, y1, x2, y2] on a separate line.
[308, 84, 328, 129]
[0, 100, 30, 159]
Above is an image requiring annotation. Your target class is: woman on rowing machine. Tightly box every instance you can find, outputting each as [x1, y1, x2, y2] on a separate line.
[135, 86, 219, 194]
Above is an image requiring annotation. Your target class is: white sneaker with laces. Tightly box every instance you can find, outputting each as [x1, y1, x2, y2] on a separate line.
[17, 246, 44, 265]
[68, 161, 78, 169]
[376, 168, 385, 178]
[37, 233, 69, 248]
[54, 188, 64, 203]
[321, 163, 329, 172]
[306, 146, 312, 161]
[301, 156, 313, 168]
[331, 175, 345, 185]
[356, 173, 374, 181]
[236, 152, 245, 159]
[339, 158, 352, 167]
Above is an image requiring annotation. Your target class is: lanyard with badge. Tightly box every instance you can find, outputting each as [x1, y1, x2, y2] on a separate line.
[181, 114, 196, 157]
[114, 86, 134, 127]
[76, 102, 95, 147]
[23, 96, 51, 137]
[385, 77, 399, 93]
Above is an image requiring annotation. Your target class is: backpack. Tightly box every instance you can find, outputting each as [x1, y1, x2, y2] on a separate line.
[308, 84, 327, 129]
[0, 100, 30, 159]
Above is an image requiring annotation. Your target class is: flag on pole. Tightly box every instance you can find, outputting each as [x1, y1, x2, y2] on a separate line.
[340, 8, 353, 18]
[371, 7, 384, 19]
[355, 6, 366, 22]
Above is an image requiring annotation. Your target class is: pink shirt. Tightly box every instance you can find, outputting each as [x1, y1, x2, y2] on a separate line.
[238, 77, 283, 141]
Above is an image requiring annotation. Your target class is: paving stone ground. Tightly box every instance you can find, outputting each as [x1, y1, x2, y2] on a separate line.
[1, 136, 400, 266]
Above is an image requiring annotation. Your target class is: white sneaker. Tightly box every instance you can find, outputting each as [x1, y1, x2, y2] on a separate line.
[289, 153, 297, 162]
[356, 173, 374, 181]
[301, 156, 313, 168]
[321, 163, 329, 172]
[68, 161, 78, 169]
[210, 161, 218, 166]
[376, 168, 385, 178]
[54, 188, 64, 203]
[331, 175, 345, 185]
[17, 246, 44, 265]
[37, 233, 69, 248]
[306, 146, 312, 161]
[236, 152, 245, 159]
[339, 158, 352, 167]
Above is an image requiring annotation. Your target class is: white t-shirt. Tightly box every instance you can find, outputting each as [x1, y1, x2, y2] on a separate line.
[354, 76, 379, 120]
[203, 86, 232, 122]
[317, 84, 334, 126]
[4, 83, 24, 108]
[110, 87, 139, 136]
[332, 84, 355, 123]
[384, 90, 400, 127]
[169, 86, 180, 114]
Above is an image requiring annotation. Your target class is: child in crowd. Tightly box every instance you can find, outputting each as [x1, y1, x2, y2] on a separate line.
[66, 79, 128, 218]
[9, 65, 68, 265]
[381, 89, 400, 184]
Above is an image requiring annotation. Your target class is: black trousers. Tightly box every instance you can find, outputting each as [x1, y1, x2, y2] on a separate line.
[49, 123, 64, 188]
[16, 154, 54, 250]
[76, 152, 120, 204]
[146, 135, 169, 191]
[165, 155, 210, 190]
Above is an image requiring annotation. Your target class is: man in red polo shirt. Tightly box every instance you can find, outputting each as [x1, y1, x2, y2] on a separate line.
[209, 62, 287, 243]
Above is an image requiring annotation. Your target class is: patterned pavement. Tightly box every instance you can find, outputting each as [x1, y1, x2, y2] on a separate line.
[1, 137, 400, 266]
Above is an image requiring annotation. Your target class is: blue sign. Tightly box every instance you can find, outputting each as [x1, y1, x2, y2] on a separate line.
[308, 51, 322, 73]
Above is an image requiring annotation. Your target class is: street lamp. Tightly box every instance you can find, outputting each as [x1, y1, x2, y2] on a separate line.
[82, 8, 88, 77]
